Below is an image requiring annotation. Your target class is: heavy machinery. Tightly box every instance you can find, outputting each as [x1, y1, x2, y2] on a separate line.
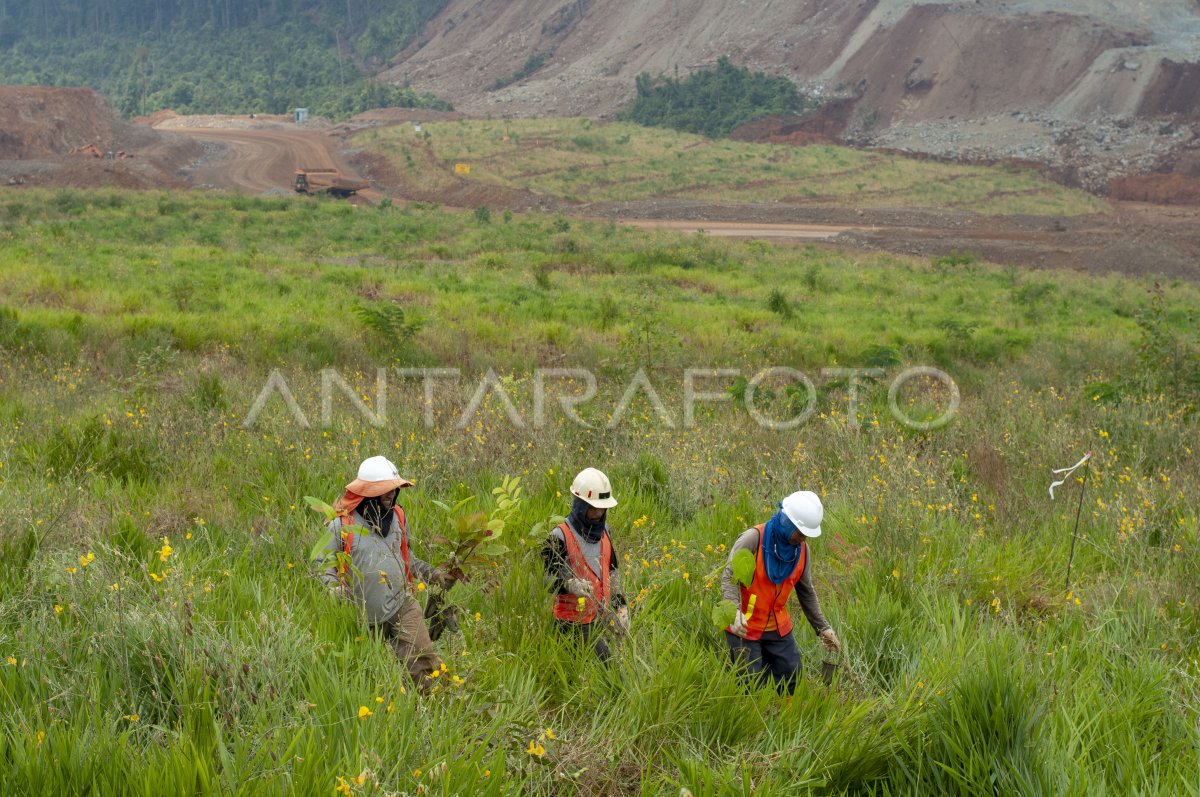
[293, 168, 368, 198]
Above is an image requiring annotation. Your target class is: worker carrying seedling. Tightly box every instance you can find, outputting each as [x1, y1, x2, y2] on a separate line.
[720, 490, 840, 694]
[541, 467, 629, 663]
[320, 455, 454, 690]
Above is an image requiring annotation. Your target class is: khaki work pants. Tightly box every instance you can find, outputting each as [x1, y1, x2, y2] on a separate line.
[381, 597, 440, 690]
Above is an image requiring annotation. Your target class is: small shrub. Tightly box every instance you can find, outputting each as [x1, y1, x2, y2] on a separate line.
[932, 249, 978, 270]
[803, 262, 822, 292]
[596, 296, 620, 330]
[858, 344, 901, 368]
[767, 289, 793, 319]
[189, 372, 227, 412]
[354, 301, 422, 345]
[37, 415, 163, 484]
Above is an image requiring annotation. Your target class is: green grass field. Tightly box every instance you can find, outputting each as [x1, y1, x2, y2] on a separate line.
[0, 189, 1197, 795]
[358, 118, 1110, 216]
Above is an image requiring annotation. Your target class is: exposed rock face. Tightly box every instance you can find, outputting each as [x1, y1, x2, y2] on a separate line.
[379, 0, 1200, 189]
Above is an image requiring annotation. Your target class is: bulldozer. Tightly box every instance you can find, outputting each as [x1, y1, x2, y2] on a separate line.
[293, 168, 368, 198]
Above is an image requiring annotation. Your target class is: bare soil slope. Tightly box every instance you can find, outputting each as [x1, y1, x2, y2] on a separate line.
[382, 0, 1200, 186]
[0, 86, 201, 189]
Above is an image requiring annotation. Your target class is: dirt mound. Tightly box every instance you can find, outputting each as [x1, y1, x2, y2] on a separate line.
[839, 7, 1143, 125]
[0, 86, 120, 159]
[1109, 174, 1200, 204]
[1139, 60, 1200, 121]
[730, 97, 860, 145]
[0, 85, 203, 190]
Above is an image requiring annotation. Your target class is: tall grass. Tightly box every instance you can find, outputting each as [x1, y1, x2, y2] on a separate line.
[0, 190, 1196, 794]
[358, 119, 1108, 216]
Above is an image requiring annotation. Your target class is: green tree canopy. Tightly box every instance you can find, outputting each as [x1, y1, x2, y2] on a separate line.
[620, 57, 816, 139]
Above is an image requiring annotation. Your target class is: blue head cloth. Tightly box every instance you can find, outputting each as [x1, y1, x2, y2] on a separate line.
[762, 505, 802, 585]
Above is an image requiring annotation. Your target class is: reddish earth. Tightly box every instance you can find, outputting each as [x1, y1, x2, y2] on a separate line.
[1110, 174, 1200, 205]
[2, 86, 1198, 281]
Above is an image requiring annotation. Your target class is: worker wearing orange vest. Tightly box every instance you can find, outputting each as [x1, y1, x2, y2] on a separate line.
[541, 468, 629, 662]
[721, 490, 841, 694]
[320, 456, 453, 689]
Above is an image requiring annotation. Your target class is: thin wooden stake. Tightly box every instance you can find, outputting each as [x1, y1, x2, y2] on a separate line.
[1064, 461, 1089, 592]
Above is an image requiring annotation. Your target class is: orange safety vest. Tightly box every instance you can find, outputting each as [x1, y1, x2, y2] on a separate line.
[552, 522, 611, 624]
[339, 505, 413, 587]
[729, 524, 807, 641]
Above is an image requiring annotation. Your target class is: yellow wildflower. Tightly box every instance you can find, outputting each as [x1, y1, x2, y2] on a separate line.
[357, 706, 373, 719]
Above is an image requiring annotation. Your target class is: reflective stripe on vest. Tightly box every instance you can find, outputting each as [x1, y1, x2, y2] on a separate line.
[735, 524, 807, 640]
[339, 506, 413, 586]
[552, 522, 611, 624]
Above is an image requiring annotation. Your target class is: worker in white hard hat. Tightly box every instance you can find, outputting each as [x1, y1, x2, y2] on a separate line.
[320, 455, 454, 690]
[541, 467, 629, 662]
[719, 490, 841, 694]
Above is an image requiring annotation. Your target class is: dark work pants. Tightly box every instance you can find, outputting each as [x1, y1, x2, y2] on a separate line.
[726, 629, 801, 694]
[556, 619, 612, 664]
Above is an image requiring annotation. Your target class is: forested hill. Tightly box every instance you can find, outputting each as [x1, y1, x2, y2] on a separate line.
[0, 0, 451, 118]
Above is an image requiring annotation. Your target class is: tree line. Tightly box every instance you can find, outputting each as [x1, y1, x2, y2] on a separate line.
[0, 0, 451, 119]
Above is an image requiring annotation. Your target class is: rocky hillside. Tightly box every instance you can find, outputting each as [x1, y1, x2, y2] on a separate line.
[381, 0, 1200, 190]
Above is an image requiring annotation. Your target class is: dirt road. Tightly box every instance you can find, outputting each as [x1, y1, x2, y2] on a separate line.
[174, 126, 362, 195]
[160, 118, 1199, 280]
[619, 219, 862, 240]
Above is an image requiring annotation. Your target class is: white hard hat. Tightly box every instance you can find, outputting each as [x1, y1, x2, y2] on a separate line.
[346, 455, 413, 497]
[781, 490, 823, 537]
[570, 467, 617, 508]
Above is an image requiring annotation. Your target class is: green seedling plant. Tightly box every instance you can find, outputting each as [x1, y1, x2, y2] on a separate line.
[425, 475, 521, 583]
[711, 548, 755, 629]
[420, 476, 522, 639]
[304, 495, 361, 583]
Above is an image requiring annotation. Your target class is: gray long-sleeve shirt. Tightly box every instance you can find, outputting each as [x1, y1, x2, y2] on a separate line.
[542, 522, 625, 608]
[320, 508, 436, 624]
[720, 527, 830, 635]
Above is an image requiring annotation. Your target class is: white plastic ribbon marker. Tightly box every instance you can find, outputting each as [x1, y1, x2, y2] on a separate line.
[1049, 452, 1091, 499]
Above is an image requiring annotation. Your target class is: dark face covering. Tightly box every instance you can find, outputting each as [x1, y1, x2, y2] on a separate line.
[359, 489, 398, 535]
[567, 496, 606, 543]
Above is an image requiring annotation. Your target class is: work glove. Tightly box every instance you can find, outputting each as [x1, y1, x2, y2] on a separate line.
[431, 568, 456, 590]
[614, 606, 631, 637]
[564, 578, 594, 599]
[729, 610, 749, 638]
[820, 627, 842, 653]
